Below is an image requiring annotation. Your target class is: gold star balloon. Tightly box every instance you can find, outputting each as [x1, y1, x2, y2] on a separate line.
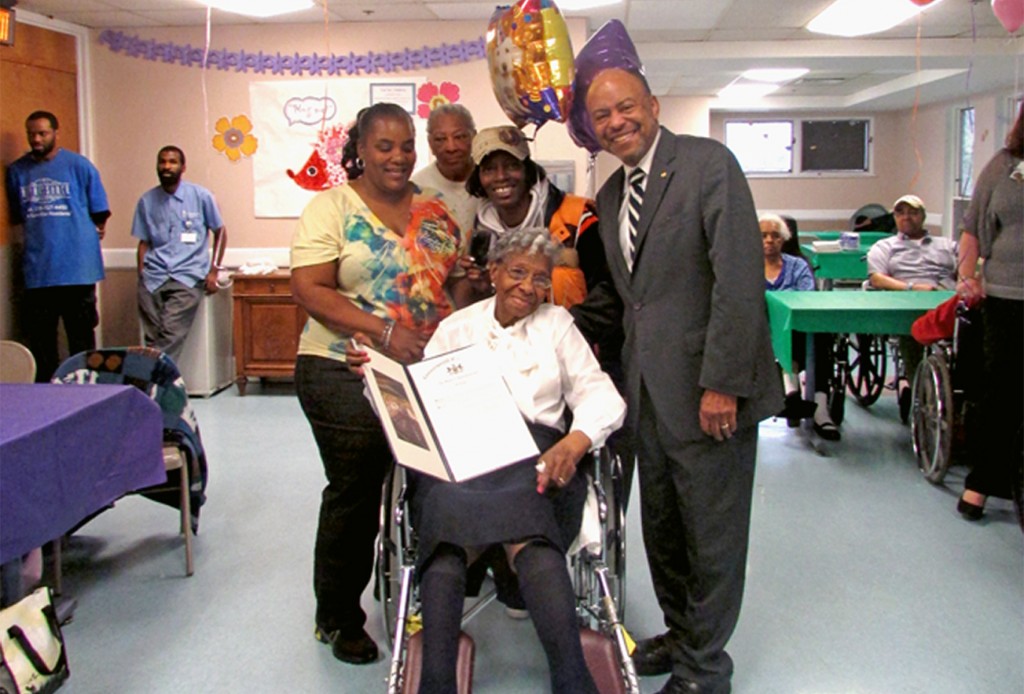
[486, 0, 575, 129]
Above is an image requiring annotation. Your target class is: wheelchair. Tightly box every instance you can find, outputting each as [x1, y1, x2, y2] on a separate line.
[910, 301, 982, 484]
[376, 448, 638, 694]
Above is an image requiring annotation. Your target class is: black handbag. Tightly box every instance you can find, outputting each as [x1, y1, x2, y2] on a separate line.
[0, 587, 69, 694]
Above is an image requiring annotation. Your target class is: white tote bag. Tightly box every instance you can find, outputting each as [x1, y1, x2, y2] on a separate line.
[0, 586, 69, 694]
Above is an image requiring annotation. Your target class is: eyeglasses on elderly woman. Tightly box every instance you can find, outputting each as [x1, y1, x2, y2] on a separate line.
[499, 263, 553, 290]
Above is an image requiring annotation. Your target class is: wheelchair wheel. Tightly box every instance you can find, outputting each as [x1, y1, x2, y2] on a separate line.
[828, 336, 848, 425]
[572, 449, 627, 631]
[910, 354, 954, 484]
[376, 464, 415, 652]
[598, 449, 627, 619]
[846, 334, 887, 406]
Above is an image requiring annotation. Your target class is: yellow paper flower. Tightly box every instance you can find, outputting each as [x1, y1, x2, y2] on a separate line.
[212, 115, 258, 162]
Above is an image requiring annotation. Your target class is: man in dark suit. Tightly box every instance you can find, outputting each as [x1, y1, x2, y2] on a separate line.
[572, 67, 783, 694]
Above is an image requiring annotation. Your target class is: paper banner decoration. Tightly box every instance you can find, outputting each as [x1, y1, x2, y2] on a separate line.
[98, 30, 486, 76]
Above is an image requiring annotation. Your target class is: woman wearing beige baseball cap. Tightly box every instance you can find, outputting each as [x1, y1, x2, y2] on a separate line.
[459, 125, 610, 311]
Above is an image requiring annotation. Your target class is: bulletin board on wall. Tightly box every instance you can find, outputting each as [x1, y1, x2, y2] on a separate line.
[250, 77, 429, 218]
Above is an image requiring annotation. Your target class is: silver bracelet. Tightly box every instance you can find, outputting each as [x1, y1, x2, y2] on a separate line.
[380, 319, 395, 352]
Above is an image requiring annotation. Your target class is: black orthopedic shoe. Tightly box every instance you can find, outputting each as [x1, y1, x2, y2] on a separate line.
[314, 624, 379, 664]
[631, 632, 673, 676]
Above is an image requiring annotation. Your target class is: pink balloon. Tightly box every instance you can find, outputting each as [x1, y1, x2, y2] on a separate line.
[908, 0, 936, 5]
[992, 0, 1024, 33]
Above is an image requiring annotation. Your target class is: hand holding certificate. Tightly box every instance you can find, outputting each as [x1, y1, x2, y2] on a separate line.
[359, 343, 539, 482]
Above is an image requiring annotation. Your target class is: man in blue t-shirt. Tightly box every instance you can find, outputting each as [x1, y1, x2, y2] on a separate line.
[131, 146, 227, 362]
[5, 110, 111, 382]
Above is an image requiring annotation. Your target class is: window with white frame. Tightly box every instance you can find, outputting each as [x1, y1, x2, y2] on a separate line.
[725, 116, 873, 176]
[956, 106, 975, 197]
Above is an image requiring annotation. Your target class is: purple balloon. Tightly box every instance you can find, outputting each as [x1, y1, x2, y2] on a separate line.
[568, 20, 645, 154]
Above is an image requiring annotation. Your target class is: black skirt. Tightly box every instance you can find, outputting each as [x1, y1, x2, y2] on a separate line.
[409, 422, 587, 574]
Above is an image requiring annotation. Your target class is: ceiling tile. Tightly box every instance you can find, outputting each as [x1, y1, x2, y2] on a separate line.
[426, 3, 502, 21]
[330, 4, 440, 21]
[627, 0, 729, 32]
[48, 10, 163, 28]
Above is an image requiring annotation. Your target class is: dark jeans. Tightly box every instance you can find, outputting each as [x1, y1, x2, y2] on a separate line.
[965, 297, 1023, 499]
[295, 355, 392, 635]
[23, 284, 98, 382]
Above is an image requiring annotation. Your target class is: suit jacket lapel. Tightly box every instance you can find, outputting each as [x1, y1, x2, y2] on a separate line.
[633, 129, 676, 269]
[598, 167, 632, 284]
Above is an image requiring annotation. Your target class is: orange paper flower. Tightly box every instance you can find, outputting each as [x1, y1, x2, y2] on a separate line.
[213, 115, 258, 162]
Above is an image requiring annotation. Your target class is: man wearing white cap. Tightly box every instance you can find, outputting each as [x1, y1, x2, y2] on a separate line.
[867, 194, 957, 292]
[867, 194, 957, 411]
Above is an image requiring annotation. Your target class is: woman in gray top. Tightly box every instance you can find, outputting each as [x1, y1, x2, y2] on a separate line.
[955, 103, 1023, 522]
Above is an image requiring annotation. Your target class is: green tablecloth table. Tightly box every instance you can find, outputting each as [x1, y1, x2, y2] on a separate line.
[799, 232, 893, 284]
[765, 290, 955, 370]
[801, 231, 893, 245]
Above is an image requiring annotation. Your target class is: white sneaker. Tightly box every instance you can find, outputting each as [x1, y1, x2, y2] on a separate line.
[505, 607, 530, 620]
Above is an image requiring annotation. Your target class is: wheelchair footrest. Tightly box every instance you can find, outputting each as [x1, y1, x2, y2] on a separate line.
[582, 626, 627, 694]
[401, 630, 475, 694]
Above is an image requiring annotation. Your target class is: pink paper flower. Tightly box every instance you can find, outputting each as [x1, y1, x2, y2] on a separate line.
[416, 81, 461, 119]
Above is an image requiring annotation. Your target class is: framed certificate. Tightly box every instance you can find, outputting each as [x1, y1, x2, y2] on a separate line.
[361, 343, 539, 482]
[370, 82, 416, 113]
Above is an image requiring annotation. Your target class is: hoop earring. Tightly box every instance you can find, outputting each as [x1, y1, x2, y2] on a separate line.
[355, 157, 365, 170]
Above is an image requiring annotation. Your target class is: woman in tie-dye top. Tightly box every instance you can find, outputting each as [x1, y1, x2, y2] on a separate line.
[290, 103, 463, 665]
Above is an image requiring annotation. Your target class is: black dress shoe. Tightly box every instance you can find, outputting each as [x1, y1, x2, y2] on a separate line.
[957, 495, 984, 521]
[779, 392, 818, 427]
[632, 633, 673, 676]
[813, 420, 841, 441]
[315, 624, 379, 664]
[657, 674, 731, 694]
[656, 675, 702, 694]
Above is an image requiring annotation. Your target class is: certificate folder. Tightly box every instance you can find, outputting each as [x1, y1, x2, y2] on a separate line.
[361, 343, 539, 482]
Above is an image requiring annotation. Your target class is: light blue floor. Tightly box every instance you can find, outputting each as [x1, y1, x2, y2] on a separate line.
[55, 383, 1023, 693]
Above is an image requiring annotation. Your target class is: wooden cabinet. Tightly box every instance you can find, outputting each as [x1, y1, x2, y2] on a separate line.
[231, 271, 307, 395]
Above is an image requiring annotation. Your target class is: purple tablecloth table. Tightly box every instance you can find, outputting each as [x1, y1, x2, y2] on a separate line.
[0, 383, 166, 564]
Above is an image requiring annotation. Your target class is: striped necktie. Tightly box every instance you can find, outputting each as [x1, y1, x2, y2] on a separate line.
[627, 167, 646, 264]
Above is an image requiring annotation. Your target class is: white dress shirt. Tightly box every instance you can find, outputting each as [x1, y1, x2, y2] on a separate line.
[424, 297, 626, 449]
[618, 130, 662, 271]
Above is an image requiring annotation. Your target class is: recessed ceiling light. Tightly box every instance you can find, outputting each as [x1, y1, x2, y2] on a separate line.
[198, 0, 314, 19]
[742, 69, 809, 84]
[808, 0, 946, 38]
[717, 82, 779, 102]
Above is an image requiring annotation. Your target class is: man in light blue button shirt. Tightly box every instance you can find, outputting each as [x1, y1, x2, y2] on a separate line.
[867, 193, 956, 412]
[132, 146, 227, 361]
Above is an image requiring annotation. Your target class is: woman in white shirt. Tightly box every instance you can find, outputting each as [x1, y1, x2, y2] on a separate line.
[351, 227, 625, 693]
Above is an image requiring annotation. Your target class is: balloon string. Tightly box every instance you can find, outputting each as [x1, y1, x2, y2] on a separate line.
[963, 0, 976, 106]
[907, 14, 923, 193]
[202, 7, 211, 182]
[321, 0, 331, 134]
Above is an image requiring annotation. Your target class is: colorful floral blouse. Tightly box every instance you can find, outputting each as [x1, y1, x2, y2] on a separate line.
[291, 184, 462, 360]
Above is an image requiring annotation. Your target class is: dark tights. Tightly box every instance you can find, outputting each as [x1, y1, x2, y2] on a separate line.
[418, 542, 598, 694]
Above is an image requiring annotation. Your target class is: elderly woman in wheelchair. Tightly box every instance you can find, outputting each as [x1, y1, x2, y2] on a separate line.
[350, 227, 626, 693]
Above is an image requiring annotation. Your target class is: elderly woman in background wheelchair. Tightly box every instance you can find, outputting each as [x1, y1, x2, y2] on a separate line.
[759, 213, 841, 440]
[349, 227, 626, 693]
